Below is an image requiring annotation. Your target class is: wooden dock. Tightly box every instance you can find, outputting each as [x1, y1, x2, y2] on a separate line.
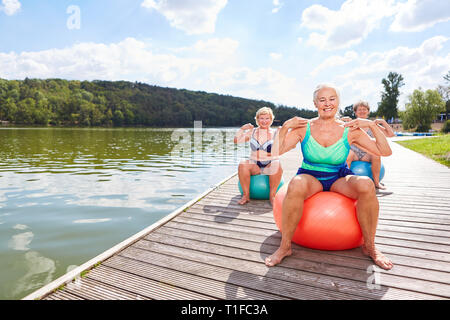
[24, 137, 450, 300]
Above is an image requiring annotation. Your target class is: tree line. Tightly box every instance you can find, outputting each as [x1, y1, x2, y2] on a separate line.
[0, 78, 317, 127]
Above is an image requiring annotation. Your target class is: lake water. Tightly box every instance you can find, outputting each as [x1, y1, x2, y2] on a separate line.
[0, 126, 248, 300]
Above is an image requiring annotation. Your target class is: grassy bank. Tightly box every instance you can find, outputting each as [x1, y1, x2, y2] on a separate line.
[395, 134, 450, 167]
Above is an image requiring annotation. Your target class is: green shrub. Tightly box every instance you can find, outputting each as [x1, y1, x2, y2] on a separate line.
[442, 119, 450, 133]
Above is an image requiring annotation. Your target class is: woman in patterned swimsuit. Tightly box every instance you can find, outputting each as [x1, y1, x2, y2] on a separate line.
[265, 84, 394, 270]
[234, 107, 283, 206]
[345, 101, 395, 189]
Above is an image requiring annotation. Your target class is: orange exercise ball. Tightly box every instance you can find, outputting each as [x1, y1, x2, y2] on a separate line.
[273, 184, 363, 250]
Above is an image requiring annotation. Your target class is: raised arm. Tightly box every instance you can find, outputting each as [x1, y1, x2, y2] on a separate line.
[345, 119, 392, 157]
[233, 123, 254, 144]
[271, 117, 308, 157]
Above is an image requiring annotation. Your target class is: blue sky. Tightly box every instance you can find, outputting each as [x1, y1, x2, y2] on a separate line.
[1, 0, 449, 111]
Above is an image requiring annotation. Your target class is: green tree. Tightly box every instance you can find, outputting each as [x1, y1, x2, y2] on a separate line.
[378, 72, 404, 121]
[444, 70, 450, 83]
[16, 98, 36, 124]
[113, 109, 124, 126]
[0, 98, 18, 121]
[437, 71, 450, 121]
[340, 104, 355, 118]
[400, 89, 445, 132]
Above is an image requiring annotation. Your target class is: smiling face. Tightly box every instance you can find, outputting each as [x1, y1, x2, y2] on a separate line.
[314, 87, 339, 119]
[355, 105, 370, 119]
[257, 113, 273, 128]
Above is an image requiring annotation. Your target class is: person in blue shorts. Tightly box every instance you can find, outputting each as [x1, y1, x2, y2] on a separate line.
[265, 84, 394, 270]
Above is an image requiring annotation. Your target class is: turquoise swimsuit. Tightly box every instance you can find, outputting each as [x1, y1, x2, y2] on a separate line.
[297, 122, 354, 191]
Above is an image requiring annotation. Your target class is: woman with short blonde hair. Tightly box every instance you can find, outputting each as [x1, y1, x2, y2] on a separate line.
[233, 107, 282, 205]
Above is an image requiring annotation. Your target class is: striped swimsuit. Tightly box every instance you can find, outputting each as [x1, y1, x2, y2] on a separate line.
[250, 128, 276, 168]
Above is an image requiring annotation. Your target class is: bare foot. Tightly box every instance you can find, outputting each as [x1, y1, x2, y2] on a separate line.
[375, 182, 386, 190]
[238, 195, 250, 205]
[362, 245, 393, 270]
[264, 246, 292, 267]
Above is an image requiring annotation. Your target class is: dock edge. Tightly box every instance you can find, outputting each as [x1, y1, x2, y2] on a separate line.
[22, 171, 238, 300]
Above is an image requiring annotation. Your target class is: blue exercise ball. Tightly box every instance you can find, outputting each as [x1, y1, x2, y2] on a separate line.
[350, 161, 385, 181]
[238, 174, 284, 200]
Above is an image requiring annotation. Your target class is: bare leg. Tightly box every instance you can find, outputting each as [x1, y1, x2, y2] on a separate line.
[238, 161, 260, 205]
[266, 161, 283, 206]
[265, 175, 322, 267]
[331, 176, 393, 270]
[346, 150, 356, 169]
[370, 156, 385, 189]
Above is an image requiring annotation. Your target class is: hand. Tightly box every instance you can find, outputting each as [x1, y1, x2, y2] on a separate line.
[284, 117, 309, 129]
[374, 119, 388, 127]
[340, 116, 352, 122]
[241, 123, 254, 131]
[343, 118, 375, 131]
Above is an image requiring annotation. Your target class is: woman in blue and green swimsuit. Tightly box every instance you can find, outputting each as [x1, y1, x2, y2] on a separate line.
[265, 84, 394, 271]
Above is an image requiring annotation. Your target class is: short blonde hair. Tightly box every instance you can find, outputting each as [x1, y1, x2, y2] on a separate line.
[353, 100, 370, 113]
[254, 107, 274, 126]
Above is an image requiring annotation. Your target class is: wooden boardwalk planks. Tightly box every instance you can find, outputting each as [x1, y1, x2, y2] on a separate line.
[26, 137, 450, 300]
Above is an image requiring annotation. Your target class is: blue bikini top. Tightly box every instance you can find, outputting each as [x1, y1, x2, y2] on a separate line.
[249, 128, 276, 153]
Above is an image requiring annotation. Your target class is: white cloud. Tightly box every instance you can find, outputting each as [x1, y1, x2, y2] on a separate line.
[0, 0, 21, 16]
[0, 37, 231, 84]
[269, 52, 282, 60]
[301, 0, 397, 50]
[311, 51, 358, 76]
[141, 0, 227, 35]
[208, 66, 308, 107]
[335, 36, 450, 110]
[390, 0, 450, 32]
[272, 0, 283, 13]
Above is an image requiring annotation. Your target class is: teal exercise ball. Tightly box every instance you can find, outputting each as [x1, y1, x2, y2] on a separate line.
[350, 161, 385, 181]
[238, 174, 284, 200]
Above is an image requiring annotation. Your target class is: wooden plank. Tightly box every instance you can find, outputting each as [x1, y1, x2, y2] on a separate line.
[188, 205, 450, 231]
[62, 277, 147, 300]
[156, 225, 450, 273]
[133, 237, 442, 300]
[170, 215, 450, 253]
[141, 232, 450, 298]
[176, 212, 450, 245]
[103, 254, 285, 300]
[149, 227, 450, 285]
[43, 290, 84, 300]
[118, 246, 364, 300]
[87, 265, 214, 300]
[164, 220, 450, 263]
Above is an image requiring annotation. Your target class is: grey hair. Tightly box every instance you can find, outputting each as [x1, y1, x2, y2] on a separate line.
[353, 100, 370, 113]
[313, 83, 341, 103]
